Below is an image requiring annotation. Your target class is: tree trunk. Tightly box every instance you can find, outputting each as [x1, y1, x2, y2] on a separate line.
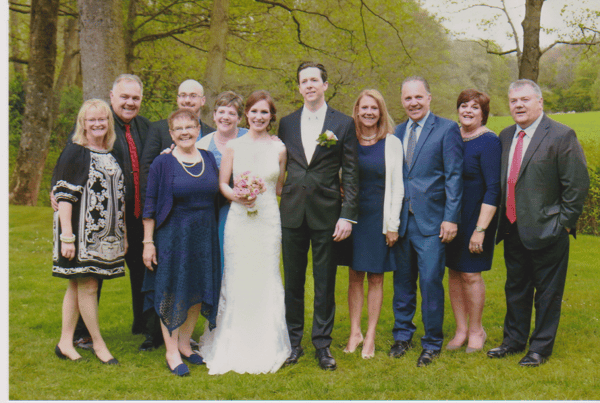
[9, 0, 60, 206]
[201, 0, 230, 126]
[78, 0, 127, 101]
[54, 16, 80, 106]
[125, 0, 138, 73]
[519, 0, 543, 81]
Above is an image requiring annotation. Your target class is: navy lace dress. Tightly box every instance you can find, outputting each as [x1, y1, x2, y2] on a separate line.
[142, 151, 221, 332]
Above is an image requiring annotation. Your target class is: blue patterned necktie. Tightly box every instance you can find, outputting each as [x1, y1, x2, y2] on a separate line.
[405, 122, 418, 167]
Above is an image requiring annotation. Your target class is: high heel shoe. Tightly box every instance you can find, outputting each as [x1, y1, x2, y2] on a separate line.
[446, 336, 468, 351]
[55, 345, 84, 362]
[343, 335, 364, 353]
[167, 360, 190, 377]
[361, 346, 375, 359]
[466, 330, 487, 353]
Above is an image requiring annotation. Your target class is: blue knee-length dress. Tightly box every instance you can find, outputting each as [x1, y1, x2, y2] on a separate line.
[142, 151, 221, 332]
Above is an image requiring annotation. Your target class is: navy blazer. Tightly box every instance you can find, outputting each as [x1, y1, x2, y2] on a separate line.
[393, 113, 464, 237]
[143, 149, 218, 230]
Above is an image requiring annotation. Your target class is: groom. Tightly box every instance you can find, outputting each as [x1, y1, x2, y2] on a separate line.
[278, 62, 359, 370]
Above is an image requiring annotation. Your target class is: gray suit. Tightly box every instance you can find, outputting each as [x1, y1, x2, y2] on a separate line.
[496, 113, 589, 357]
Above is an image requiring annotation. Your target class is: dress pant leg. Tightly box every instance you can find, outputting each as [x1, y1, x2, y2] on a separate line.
[502, 225, 534, 349]
[528, 229, 569, 356]
[125, 210, 147, 333]
[310, 228, 337, 349]
[392, 215, 419, 343]
[411, 226, 445, 351]
[282, 223, 310, 347]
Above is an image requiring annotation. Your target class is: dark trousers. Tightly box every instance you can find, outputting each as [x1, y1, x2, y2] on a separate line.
[282, 219, 337, 349]
[392, 214, 446, 350]
[502, 222, 569, 357]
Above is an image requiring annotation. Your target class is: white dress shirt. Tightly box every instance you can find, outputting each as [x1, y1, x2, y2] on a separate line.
[403, 110, 430, 156]
[301, 103, 328, 163]
[506, 113, 543, 179]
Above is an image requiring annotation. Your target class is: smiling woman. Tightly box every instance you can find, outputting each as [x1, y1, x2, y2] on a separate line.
[51, 98, 125, 365]
[142, 108, 222, 377]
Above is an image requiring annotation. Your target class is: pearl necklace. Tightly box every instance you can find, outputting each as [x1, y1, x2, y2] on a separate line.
[175, 149, 205, 178]
[360, 133, 377, 141]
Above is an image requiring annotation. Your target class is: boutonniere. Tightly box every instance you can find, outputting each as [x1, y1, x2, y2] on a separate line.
[316, 130, 338, 148]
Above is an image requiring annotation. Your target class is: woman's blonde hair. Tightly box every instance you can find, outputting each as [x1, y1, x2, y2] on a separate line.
[352, 89, 394, 142]
[72, 99, 116, 150]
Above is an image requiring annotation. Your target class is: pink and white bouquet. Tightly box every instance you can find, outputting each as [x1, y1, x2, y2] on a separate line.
[233, 171, 266, 216]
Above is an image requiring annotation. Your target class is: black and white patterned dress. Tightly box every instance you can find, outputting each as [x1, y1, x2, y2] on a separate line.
[52, 143, 126, 280]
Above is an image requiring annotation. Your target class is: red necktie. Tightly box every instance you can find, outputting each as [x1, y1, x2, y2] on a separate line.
[124, 124, 141, 219]
[506, 130, 526, 224]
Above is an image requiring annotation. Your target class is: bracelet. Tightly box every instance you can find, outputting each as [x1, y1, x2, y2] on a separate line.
[142, 240, 154, 244]
[60, 234, 76, 243]
[475, 226, 486, 233]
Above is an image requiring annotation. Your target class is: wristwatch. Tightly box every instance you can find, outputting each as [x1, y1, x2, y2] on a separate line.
[475, 226, 486, 233]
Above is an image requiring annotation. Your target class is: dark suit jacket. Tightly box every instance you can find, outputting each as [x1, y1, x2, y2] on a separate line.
[139, 118, 214, 206]
[278, 107, 359, 230]
[496, 113, 589, 250]
[393, 113, 464, 237]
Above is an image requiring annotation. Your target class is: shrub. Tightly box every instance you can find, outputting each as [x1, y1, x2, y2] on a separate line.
[577, 167, 600, 236]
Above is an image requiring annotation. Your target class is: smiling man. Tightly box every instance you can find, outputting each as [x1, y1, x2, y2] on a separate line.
[488, 79, 589, 367]
[390, 76, 463, 367]
[278, 61, 359, 370]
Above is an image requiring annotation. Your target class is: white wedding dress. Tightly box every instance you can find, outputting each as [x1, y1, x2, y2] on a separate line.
[199, 136, 291, 375]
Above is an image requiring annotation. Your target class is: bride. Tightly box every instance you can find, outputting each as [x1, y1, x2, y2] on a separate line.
[199, 90, 291, 374]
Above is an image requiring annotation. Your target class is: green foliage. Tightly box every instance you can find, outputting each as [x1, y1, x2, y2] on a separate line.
[8, 205, 600, 400]
[577, 167, 600, 236]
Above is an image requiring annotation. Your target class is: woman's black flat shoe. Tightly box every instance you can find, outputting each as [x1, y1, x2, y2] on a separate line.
[55, 345, 84, 362]
[92, 348, 119, 365]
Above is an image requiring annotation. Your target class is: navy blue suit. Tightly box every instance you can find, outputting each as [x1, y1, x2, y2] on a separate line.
[392, 112, 463, 350]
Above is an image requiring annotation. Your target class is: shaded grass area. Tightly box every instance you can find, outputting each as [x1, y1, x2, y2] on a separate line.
[9, 205, 600, 400]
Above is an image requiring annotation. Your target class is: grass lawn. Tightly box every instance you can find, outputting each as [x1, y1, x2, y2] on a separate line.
[8, 205, 600, 400]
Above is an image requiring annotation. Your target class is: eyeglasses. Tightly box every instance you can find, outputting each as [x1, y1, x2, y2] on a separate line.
[177, 93, 203, 100]
[171, 125, 199, 133]
[85, 118, 108, 124]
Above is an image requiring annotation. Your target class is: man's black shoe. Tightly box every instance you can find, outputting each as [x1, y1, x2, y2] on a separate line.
[315, 347, 336, 370]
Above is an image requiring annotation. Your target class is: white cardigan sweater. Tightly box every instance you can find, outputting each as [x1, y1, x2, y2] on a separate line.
[381, 134, 404, 234]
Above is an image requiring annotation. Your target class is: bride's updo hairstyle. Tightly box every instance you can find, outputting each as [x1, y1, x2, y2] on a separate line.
[244, 90, 277, 132]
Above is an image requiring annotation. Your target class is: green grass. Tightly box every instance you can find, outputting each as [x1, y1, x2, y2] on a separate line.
[9, 205, 600, 400]
[486, 111, 600, 168]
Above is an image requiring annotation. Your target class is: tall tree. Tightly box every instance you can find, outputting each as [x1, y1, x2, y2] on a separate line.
[77, 0, 127, 100]
[201, 0, 230, 124]
[432, 0, 599, 81]
[9, 0, 60, 206]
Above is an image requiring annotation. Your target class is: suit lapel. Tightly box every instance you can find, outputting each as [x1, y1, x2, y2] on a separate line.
[309, 107, 333, 166]
[518, 114, 550, 181]
[408, 113, 434, 172]
[287, 109, 309, 168]
[500, 126, 515, 188]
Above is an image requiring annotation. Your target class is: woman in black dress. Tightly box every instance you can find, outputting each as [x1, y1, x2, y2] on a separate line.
[53, 99, 125, 364]
[445, 90, 501, 353]
[142, 109, 221, 377]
